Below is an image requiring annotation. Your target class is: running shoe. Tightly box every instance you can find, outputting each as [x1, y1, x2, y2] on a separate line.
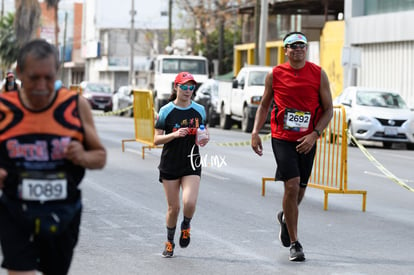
[179, 228, 191, 248]
[162, 241, 175, 258]
[277, 211, 290, 247]
[289, 241, 305, 262]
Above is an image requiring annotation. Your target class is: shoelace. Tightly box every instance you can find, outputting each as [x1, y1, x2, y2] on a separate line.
[165, 242, 173, 252]
[181, 228, 190, 239]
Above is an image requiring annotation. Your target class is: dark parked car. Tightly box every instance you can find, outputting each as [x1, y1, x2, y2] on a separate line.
[193, 79, 220, 127]
[79, 81, 113, 112]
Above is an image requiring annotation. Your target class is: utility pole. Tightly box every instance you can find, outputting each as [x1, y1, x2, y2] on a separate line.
[61, 12, 68, 81]
[254, 0, 260, 65]
[129, 0, 136, 86]
[258, 0, 268, 66]
[168, 0, 172, 47]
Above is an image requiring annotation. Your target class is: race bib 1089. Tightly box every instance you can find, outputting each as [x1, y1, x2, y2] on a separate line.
[19, 172, 68, 201]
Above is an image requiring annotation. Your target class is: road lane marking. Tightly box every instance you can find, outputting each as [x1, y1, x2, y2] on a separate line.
[351, 134, 414, 192]
[364, 171, 413, 183]
[202, 170, 230, 180]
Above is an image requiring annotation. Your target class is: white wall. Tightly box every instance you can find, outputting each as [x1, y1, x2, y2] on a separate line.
[344, 0, 414, 107]
[357, 41, 414, 107]
[348, 11, 414, 44]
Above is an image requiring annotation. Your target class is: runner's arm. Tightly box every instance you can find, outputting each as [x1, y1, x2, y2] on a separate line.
[64, 96, 107, 169]
[314, 69, 333, 133]
[154, 128, 189, 145]
[0, 168, 7, 189]
[251, 72, 273, 156]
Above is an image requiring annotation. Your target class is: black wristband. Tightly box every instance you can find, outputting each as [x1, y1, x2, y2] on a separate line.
[313, 129, 321, 137]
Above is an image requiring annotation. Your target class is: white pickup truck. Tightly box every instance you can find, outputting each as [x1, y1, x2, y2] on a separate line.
[149, 54, 209, 111]
[218, 65, 273, 132]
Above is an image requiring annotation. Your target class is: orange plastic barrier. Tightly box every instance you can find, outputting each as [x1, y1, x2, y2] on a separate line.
[121, 90, 162, 159]
[261, 105, 367, 211]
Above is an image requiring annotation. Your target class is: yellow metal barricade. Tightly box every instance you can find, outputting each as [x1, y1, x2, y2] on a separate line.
[121, 90, 162, 159]
[261, 105, 367, 211]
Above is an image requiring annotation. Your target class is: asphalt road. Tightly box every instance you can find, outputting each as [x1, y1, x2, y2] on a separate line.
[68, 114, 414, 275]
[2, 114, 413, 275]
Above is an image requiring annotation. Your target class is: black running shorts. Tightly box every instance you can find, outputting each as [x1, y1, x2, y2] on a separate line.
[0, 201, 82, 274]
[159, 169, 201, 183]
[271, 138, 316, 187]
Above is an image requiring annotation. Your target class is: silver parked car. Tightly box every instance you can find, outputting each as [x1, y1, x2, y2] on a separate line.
[334, 86, 414, 149]
[112, 85, 134, 117]
[193, 79, 220, 127]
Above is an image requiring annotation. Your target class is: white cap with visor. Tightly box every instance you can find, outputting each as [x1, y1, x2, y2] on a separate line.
[283, 33, 308, 47]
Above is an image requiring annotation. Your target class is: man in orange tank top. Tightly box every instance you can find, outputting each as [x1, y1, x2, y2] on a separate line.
[0, 39, 106, 275]
[251, 32, 333, 261]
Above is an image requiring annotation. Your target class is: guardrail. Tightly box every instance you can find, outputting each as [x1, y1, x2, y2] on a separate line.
[121, 90, 162, 159]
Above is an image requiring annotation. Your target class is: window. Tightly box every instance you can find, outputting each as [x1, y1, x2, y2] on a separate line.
[248, 71, 267, 86]
[365, 0, 414, 15]
[162, 59, 207, 74]
[356, 91, 408, 109]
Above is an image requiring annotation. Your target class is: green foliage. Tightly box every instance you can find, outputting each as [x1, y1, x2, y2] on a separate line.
[0, 13, 19, 70]
[196, 28, 240, 75]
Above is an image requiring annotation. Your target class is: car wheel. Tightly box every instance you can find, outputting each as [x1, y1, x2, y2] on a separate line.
[383, 141, 392, 149]
[119, 106, 128, 116]
[154, 96, 160, 112]
[207, 106, 217, 128]
[407, 143, 414, 150]
[241, 106, 254, 133]
[347, 122, 356, 147]
[220, 105, 232, 130]
[205, 104, 210, 122]
[123, 106, 132, 117]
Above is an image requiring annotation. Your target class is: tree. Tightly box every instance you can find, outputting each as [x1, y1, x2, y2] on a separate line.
[201, 28, 239, 75]
[14, 0, 41, 47]
[14, 0, 60, 48]
[45, 0, 60, 47]
[175, 0, 241, 75]
[0, 12, 19, 72]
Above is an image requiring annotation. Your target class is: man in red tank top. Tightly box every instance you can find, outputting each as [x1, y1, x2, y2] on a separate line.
[251, 32, 333, 261]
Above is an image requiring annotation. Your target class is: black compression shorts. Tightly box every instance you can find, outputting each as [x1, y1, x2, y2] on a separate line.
[271, 138, 316, 187]
[159, 169, 201, 183]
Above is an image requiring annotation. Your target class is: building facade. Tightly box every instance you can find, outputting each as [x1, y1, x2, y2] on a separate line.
[344, 0, 414, 107]
[81, 0, 171, 91]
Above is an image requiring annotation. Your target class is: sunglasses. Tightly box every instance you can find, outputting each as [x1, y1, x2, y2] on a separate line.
[178, 84, 195, 91]
[287, 43, 307, 49]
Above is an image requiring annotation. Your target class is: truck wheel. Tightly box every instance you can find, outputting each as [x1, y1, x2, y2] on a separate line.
[220, 105, 232, 130]
[154, 97, 161, 112]
[208, 106, 216, 128]
[125, 107, 133, 117]
[241, 106, 254, 133]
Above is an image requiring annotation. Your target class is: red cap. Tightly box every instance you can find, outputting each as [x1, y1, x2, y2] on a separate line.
[174, 72, 196, 86]
[6, 72, 14, 78]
